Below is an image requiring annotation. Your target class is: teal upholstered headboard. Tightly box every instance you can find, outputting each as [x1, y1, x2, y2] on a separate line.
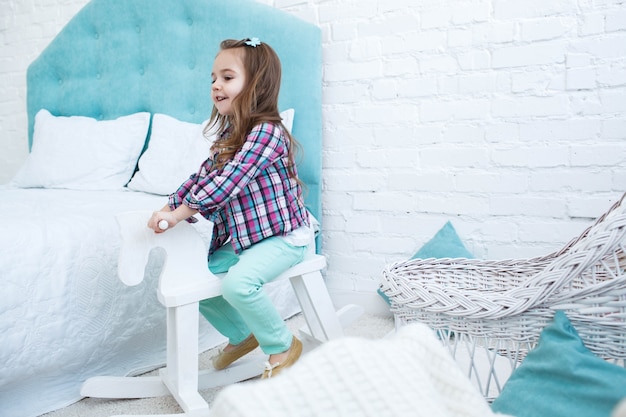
[26, 0, 322, 223]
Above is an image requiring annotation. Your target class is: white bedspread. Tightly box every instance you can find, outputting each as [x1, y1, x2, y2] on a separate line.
[0, 187, 300, 417]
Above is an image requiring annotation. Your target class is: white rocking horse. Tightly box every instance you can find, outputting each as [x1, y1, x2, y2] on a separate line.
[81, 211, 363, 417]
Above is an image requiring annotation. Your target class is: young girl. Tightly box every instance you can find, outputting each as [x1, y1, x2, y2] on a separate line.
[147, 38, 311, 379]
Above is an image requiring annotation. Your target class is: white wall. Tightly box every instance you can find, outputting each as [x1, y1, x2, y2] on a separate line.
[0, 0, 88, 181]
[2, 0, 625, 308]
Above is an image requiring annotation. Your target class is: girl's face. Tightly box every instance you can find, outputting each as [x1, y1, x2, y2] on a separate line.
[211, 49, 247, 116]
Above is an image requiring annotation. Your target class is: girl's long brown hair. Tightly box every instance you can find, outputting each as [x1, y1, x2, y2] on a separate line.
[204, 38, 302, 183]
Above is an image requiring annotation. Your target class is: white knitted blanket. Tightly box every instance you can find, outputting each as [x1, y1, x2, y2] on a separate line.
[211, 323, 512, 417]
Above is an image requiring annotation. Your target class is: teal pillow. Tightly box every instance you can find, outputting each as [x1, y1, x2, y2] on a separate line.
[378, 221, 473, 305]
[491, 311, 626, 417]
[410, 221, 473, 259]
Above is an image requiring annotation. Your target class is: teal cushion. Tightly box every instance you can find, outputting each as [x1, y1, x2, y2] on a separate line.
[378, 221, 473, 305]
[491, 311, 626, 417]
[410, 221, 473, 260]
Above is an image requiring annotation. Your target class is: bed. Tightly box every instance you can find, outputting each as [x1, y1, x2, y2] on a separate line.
[0, 1, 322, 416]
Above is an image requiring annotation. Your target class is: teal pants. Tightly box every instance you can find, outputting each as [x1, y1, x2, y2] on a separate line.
[199, 236, 307, 355]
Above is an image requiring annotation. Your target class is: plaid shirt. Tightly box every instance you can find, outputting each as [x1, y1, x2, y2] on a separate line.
[168, 122, 309, 255]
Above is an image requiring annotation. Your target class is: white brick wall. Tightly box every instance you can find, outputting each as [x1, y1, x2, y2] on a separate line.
[2, 0, 625, 301]
[0, 0, 88, 181]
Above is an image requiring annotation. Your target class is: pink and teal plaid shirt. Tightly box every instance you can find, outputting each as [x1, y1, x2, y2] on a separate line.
[168, 121, 309, 255]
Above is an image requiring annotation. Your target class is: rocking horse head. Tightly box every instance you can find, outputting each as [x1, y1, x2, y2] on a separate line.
[115, 211, 221, 304]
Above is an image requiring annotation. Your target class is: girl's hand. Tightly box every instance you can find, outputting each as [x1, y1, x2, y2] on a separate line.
[148, 211, 178, 233]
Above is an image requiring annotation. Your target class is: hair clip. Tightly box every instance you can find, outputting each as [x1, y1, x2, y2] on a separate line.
[244, 37, 261, 47]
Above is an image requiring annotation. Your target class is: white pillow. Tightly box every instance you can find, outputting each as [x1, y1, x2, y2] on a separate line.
[127, 109, 295, 196]
[127, 114, 214, 195]
[11, 109, 150, 190]
[281, 108, 294, 134]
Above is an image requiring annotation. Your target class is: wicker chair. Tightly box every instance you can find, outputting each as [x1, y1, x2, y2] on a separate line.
[380, 193, 626, 401]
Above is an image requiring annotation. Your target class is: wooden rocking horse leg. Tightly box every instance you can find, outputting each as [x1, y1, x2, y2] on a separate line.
[82, 302, 209, 417]
[159, 302, 208, 415]
[290, 270, 364, 347]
